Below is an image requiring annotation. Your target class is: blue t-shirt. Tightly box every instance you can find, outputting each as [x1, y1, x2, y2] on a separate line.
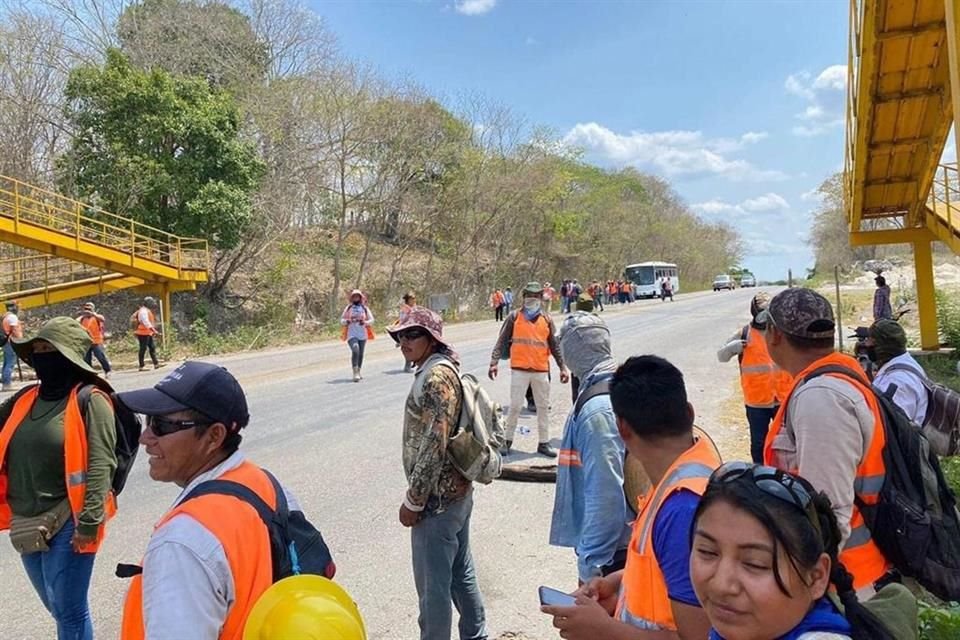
[651, 489, 701, 607]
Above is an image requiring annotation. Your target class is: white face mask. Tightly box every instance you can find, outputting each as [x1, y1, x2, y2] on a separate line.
[523, 299, 541, 313]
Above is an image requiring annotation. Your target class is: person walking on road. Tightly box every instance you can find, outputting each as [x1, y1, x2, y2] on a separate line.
[490, 289, 506, 322]
[2, 300, 23, 390]
[77, 302, 112, 378]
[873, 275, 893, 321]
[542, 355, 716, 639]
[489, 282, 570, 457]
[543, 282, 557, 314]
[550, 312, 630, 583]
[116, 361, 333, 640]
[760, 288, 893, 596]
[503, 287, 514, 311]
[340, 289, 375, 383]
[0, 317, 119, 640]
[399, 292, 417, 373]
[389, 307, 488, 640]
[716, 292, 792, 463]
[133, 297, 162, 371]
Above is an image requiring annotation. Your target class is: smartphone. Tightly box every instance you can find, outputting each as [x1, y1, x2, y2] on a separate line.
[538, 585, 576, 607]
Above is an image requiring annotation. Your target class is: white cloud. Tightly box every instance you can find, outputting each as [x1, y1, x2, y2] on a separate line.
[800, 187, 824, 202]
[525, 36, 539, 46]
[690, 193, 789, 225]
[741, 131, 769, 144]
[454, 0, 497, 15]
[741, 193, 790, 212]
[786, 64, 846, 137]
[743, 230, 807, 257]
[563, 123, 786, 182]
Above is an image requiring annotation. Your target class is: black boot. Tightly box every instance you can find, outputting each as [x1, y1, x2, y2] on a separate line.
[537, 443, 558, 458]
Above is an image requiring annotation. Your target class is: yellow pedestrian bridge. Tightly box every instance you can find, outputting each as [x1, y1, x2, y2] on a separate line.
[0, 175, 208, 312]
[845, 0, 960, 348]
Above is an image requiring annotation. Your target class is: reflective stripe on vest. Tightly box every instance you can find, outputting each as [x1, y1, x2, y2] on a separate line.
[739, 327, 778, 408]
[763, 352, 890, 591]
[510, 314, 550, 372]
[615, 437, 721, 631]
[120, 461, 277, 640]
[0, 385, 116, 552]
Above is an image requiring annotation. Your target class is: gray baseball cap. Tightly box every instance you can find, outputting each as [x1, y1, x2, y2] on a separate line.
[757, 288, 836, 339]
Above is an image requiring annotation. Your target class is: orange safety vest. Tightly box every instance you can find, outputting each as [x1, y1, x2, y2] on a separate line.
[764, 352, 890, 591]
[620, 282, 630, 294]
[0, 385, 116, 552]
[2, 312, 22, 339]
[615, 436, 721, 631]
[79, 315, 105, 346]
[134, 308, 155, 337]
[510, 313, 551, 372]
[739, 326, 779, 408]
[121, 461, 276, 640]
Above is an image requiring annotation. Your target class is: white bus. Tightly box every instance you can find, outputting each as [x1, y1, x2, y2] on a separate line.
[624, 262, 680, 299]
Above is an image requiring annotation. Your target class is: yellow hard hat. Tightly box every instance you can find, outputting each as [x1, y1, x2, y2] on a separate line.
[243, 575, 366, 640]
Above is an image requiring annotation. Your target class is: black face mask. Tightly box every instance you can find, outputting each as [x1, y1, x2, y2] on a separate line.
[32, 351, 81, 400]
[865, 345, 878, 363]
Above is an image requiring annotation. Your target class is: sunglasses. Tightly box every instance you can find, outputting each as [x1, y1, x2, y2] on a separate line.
[712, 461, 820, 530]
[147, 415, 211, 437]
[397, 329, 429, 342]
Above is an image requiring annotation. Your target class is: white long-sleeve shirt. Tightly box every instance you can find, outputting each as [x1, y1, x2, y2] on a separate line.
[872, 352, 929, 425]
[140, 452, 300, 640]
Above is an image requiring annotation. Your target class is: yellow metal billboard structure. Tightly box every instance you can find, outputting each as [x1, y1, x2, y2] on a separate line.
[844, 0, 960, 349]
[0, 175, 208, 313]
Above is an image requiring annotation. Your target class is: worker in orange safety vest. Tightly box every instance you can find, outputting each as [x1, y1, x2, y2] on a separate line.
[77, 301, 112, 378]
[542, 355, 717, 639]
[760, 288, 892, 596]
[716, 292, 793, 463]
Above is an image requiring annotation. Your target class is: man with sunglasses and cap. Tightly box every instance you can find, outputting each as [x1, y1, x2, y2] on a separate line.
[389, 306, 488, 640]
[116, 361, 304, 640]
[542, 355, 716, 640]
[759, 288, 893, 598]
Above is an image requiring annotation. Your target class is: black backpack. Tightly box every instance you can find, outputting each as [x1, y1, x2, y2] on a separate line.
[181, 468, 335, 581]
[0, 382, 142, 496]
[805, 365, 960, 601]
[573, 377, 612, 418]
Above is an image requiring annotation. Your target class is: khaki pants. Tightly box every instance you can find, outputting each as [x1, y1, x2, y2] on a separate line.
[505, 369, 550, 443]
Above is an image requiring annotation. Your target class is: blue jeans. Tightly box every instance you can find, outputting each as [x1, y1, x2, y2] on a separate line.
[745, 405, 778, 464]
[21, 518, 96, 640]
[411, 491, 487, 640]
[83, 345, 111, 374]
[3, 340, 16, 385]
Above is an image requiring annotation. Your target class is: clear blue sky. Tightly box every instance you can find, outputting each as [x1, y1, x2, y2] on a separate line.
[312, 0, 850, 281]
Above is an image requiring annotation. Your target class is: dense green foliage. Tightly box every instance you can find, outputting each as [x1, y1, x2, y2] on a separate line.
[59, 50, 263, 250]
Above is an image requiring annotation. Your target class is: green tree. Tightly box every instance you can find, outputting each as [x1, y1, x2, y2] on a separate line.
[58, 49, 264, 250]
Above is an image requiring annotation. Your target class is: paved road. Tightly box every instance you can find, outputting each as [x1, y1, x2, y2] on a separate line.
[0, 287, 770, 640]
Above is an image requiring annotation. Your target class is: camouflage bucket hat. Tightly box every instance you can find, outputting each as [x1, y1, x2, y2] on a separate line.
[13, 316, 98, 376]
[758, 288, 836, 339]
[387, 305, 450, 350]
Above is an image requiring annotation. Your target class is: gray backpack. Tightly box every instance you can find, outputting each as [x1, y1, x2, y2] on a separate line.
[885, 363, 960, 457]
[420, 358, 505, 484]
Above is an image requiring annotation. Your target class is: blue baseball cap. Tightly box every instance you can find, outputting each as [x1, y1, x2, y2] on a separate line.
[117, 361, 250, 430]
